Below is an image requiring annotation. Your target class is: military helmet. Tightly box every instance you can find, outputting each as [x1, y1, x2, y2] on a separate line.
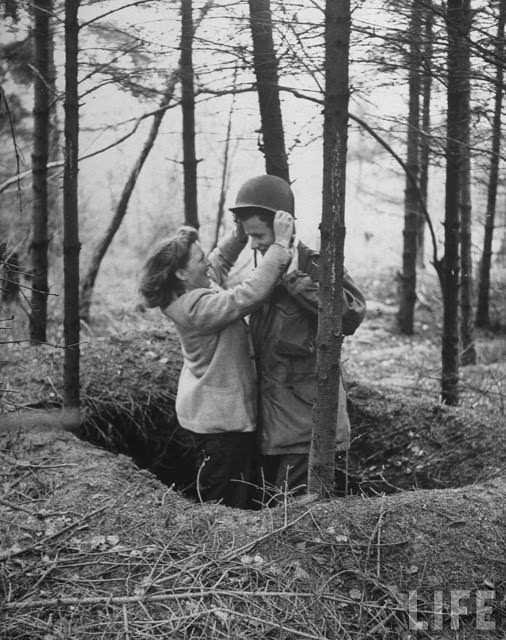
[229, 175, 294, 216]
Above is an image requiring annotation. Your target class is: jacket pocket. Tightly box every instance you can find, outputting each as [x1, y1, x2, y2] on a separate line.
[272, 302, 315, 358]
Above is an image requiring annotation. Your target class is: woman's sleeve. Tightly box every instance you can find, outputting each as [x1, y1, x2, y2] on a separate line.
[207, 229, 248, 287]
[185, 244, 290, 332]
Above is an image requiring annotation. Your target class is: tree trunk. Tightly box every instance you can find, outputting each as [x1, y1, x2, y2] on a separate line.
[248, 0, 289, 181]
[459, 17, 476, 367]
[48, 11, 62, 256]
[181, 0, 198, 229]
[1, 247, 20, 304]
[398, 0, 422, 335]
[476, 0, 505, 328]
[308, 0, 350, 497]
[442, 0, 470, 405]
[417, 0, 433, 269]
[30, 0, 52, 343]
[63, 0, 81, 425]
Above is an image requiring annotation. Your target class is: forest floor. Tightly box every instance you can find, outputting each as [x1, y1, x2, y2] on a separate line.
[1, 268, 505, 639]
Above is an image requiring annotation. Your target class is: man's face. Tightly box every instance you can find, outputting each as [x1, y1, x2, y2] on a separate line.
[241, 215, 274, 255]
[178, 242, 210, 290]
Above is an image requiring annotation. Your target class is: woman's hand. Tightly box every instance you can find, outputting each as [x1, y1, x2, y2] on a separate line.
[233, 217, 248, 244]
[273, 210, 294, 248]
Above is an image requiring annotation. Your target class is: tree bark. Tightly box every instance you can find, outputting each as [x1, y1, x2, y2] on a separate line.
[181, 0, 198, 229]
[398, 1, 422, 335]
[417, 0, 433, 269]
[63, 0, 81, 423]
[459, 15, 476, 367]
[30, 0, 52, 343]
[308, 0, 350, 497]
[442, 0, 470, 405]
[476, 0, 505, 328]
[248, 0, 289, 181]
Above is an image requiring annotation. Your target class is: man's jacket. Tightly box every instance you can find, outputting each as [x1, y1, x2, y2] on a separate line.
[249, 242, 366, 456]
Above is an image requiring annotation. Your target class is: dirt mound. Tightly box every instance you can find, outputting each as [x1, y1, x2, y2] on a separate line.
[1, 424, 505, 639]
[346, 383, 506, 493]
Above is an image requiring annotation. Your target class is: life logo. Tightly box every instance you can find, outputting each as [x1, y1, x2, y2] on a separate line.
[397, 586, 505, 633]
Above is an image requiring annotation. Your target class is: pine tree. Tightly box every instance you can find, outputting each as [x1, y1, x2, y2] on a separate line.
[62, 0, 81, 425]
[308, 0, 350, 496]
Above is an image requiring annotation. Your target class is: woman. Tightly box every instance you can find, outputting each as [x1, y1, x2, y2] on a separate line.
[139, 211, 293, 508]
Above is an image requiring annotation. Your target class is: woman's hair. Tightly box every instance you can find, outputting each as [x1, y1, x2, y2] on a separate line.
[139, 226, 199, 308]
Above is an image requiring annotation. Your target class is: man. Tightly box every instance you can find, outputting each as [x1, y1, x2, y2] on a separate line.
[230, 175, 366, 500]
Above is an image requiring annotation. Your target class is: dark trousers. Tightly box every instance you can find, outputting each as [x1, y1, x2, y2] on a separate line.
[258, 453, 309, 506]
[179, 428, 257, 509]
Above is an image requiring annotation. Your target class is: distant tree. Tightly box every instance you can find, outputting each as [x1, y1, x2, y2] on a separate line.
[308, 0, 350, 496]
[476, 0, 505, 328]
[181, 0, 198, 228]
[441, 0, 471, 405]
[47, 8, 62, 253]
[417, 0, 433, 268]
[248, 0, 289, 181]
[79, 2, 212, 323]
[459, 9, 476, 367]
[398, 0, 422, 335]
[30, 0, 52, 343]
[212, 67, 237, 250]
[0, 243, 20, 303]
[63, 0, 81, 424]
[79, 71, 178, 323]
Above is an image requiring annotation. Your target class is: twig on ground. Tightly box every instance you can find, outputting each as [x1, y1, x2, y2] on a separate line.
[221, 507, 314, 562]
[122, 602, 130, 640]
[0, 497, 38, 516]
[208, 607, 323, 640]
[0, 503, 110, 561]
[0, 452, 76, 470]
[4, 588, 351, 610]
[22, 559, 58, 596]
[376, 495, 386, 579]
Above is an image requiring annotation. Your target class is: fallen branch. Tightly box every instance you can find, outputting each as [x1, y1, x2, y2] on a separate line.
[4, 587, 359, 611]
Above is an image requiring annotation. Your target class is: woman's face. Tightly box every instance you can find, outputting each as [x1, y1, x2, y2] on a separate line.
[178, 242, 211, 291]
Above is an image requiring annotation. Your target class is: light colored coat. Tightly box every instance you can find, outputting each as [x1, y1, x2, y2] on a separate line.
[164, 232, 289, 435]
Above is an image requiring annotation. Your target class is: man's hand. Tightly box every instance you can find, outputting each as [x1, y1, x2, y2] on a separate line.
[273, 210, 294, 248]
